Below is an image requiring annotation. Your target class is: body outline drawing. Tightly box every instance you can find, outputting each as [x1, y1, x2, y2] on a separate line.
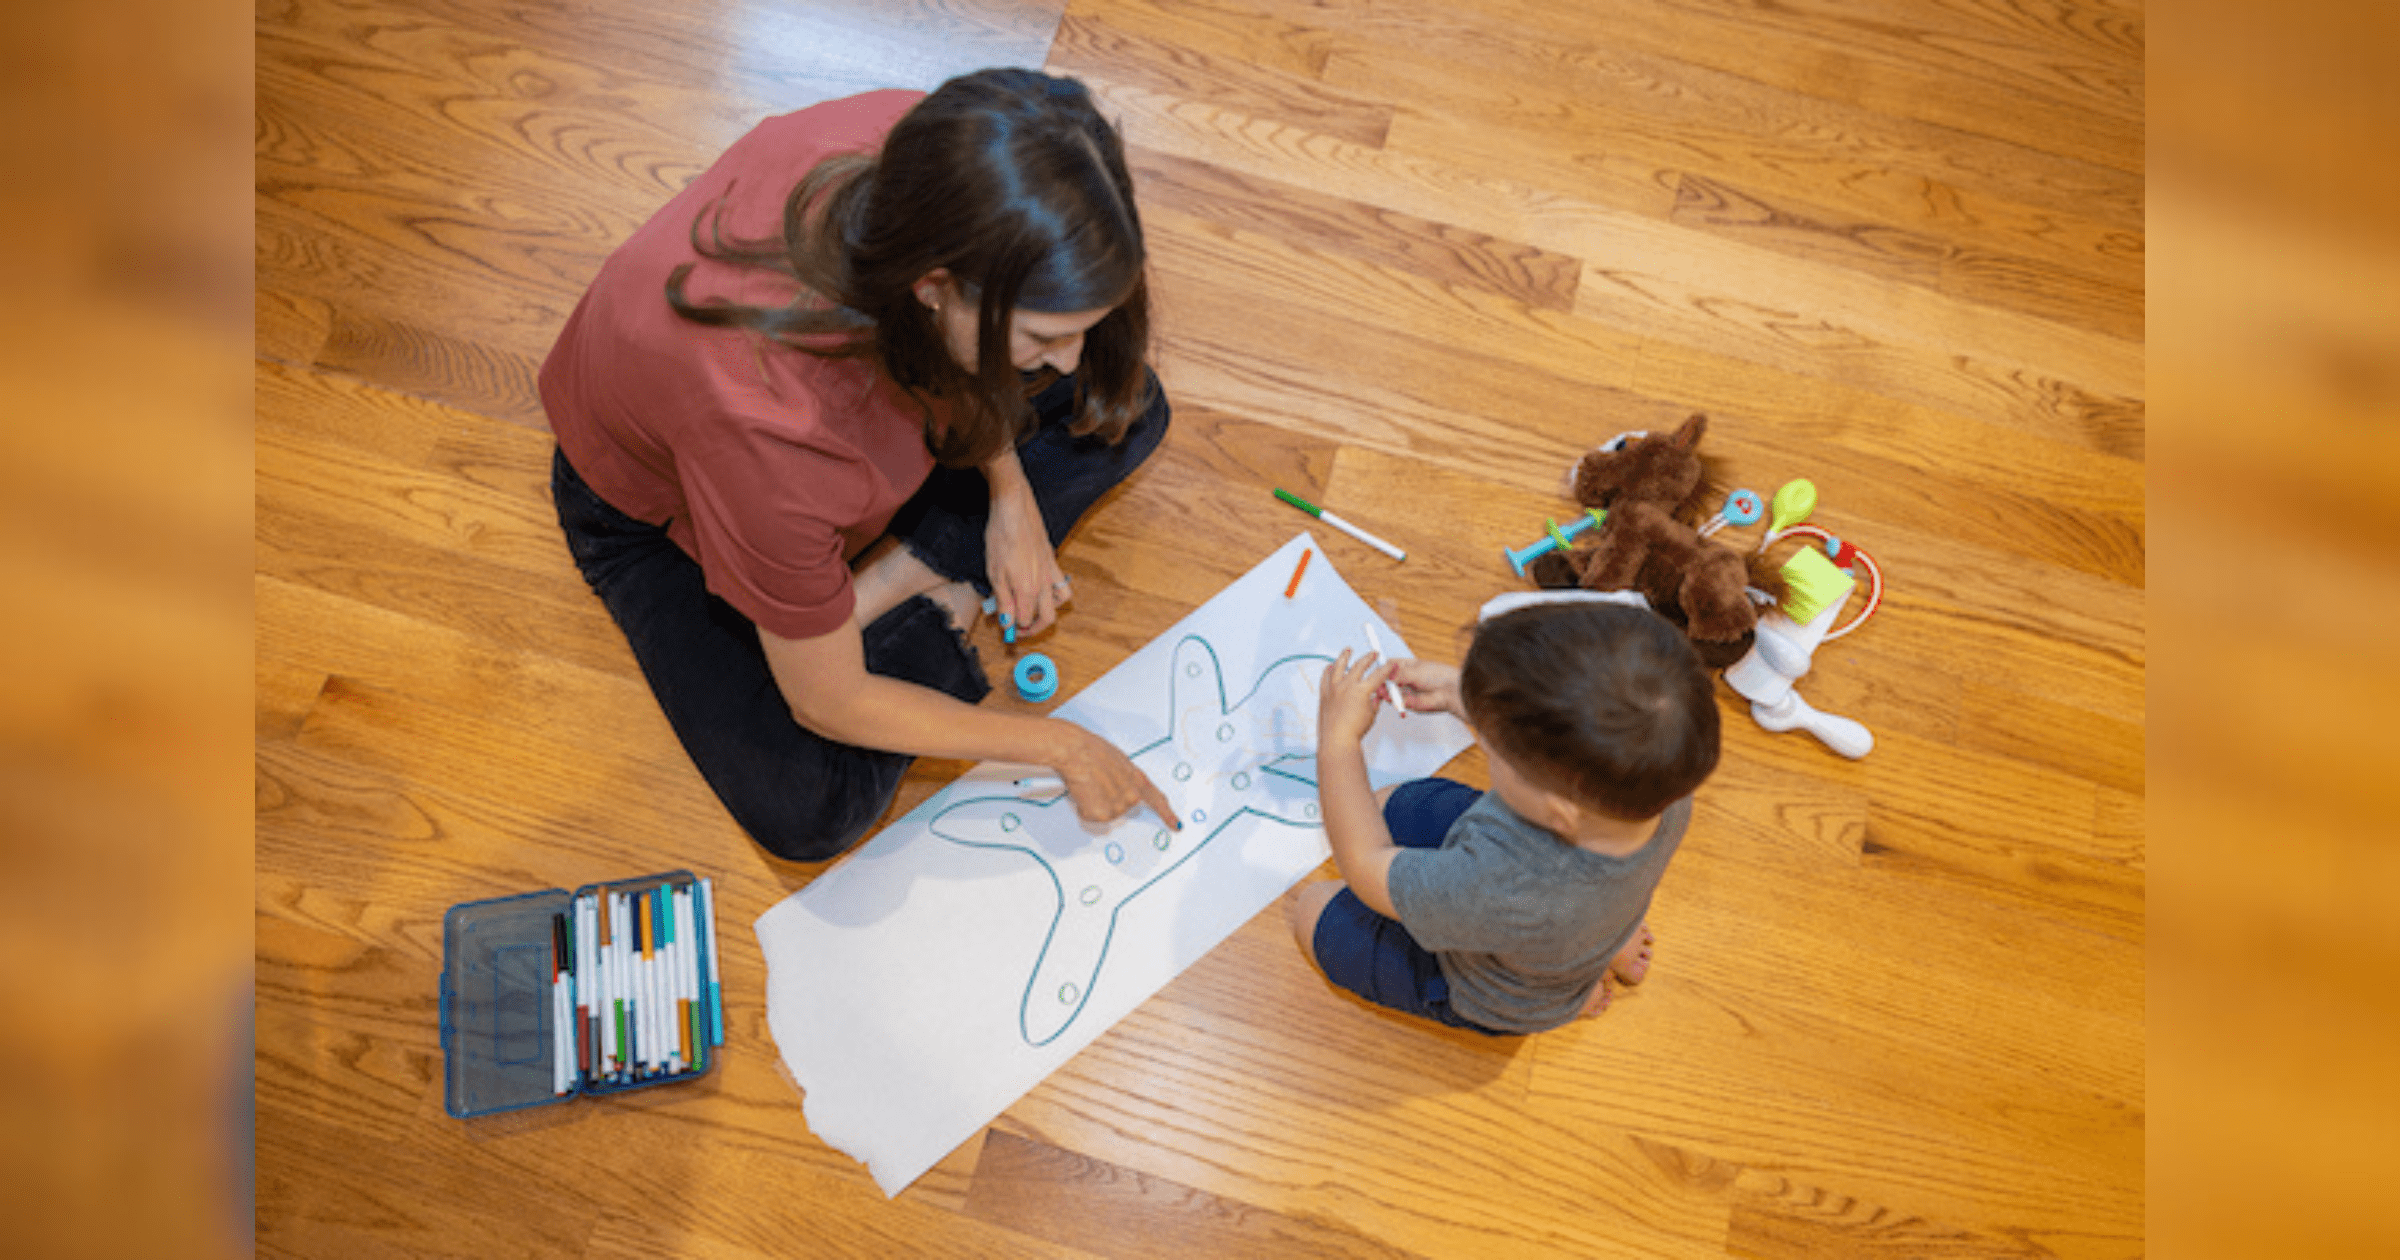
[928, 634, 1330, 1045]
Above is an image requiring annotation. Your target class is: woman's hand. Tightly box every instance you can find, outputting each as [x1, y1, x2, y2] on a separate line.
[1388, 658, 1465, 720]
[983, 450, 1068, 637]
[1051, 723, 1181, 831]
[1319, 649, 1400, 749]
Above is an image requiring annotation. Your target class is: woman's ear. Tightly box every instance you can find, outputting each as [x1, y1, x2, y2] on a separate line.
[912, 268, 955, 312]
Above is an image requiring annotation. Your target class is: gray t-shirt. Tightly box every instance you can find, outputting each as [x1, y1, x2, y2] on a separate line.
[1387, 791, 1691, 1034]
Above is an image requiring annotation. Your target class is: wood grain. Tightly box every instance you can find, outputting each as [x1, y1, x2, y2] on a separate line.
[256, 0, 2145, 1254]
[963, 1129, 1424, 1258]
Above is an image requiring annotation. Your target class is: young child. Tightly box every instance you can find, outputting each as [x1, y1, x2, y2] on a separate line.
[1285, 601, 1720, 1035]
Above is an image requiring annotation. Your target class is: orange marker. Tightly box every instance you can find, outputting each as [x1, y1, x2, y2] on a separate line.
[1284, 548, 1312, 598]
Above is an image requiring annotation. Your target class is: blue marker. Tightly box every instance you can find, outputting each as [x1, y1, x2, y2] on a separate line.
[981, 595, 1016, 644]
[698, 878, 724, 1046]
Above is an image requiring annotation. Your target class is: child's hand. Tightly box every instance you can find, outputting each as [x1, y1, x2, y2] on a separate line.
[1388, 658, 1464, 720]
[1318, 649, 1399, 748]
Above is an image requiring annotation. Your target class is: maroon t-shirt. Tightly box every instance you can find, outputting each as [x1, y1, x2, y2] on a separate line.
[540, 90, 941, 640]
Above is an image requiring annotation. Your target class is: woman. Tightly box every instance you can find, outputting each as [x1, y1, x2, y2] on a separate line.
[540, 69, 1179, 861]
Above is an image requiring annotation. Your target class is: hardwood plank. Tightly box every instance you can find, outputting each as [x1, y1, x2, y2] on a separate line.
[256, 428, 571, 596]
[1843, 526, 2144, 666]
[1314, 11, 2139, 218]
[256, 357, 461, 465]
[1857, 733, 2136, 930]
[257, 286, 332, 364]
[1689, 757, 1874, 873]
[258, 652, 329, 742]
[281, 670, 726, 861]
[1143, 204, 1653, 477]
[1057, 0, 1341, 77]
[1958, 681, 2145, 797]
[1939, 243, 2145, 348]
[1627, 332, 2142, 510]
[2093, 786, 2142, 859]
[1671, 174, 2144, 345]
[1728, 1198, 2077, 1259]
[258, 1109, 598, 1259]
[1131, 148, 1583, 314]
[1143, 154, 2141, 468]
[964, 1129, 1423, 1258]
[1691, 785, 2142, 1041]
[1527, 889, 2142, 1252]
[1566, 246, 2140, 432]
[1860, 590, 2141, 726]
[318, 307, 551, 429]
[1631, 1135, 2094, 1259]
[1671, 172, 1948, 290]
[1051, 10, 1394, 148]
[1314, 0, 2141, 175]
[254, 440, 619, 675]
[1662, 0, 2142, 128]
[591, 1188, 1096, 1260]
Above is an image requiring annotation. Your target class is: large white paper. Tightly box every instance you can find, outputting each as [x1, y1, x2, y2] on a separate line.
[755, 533, 1473, 1196]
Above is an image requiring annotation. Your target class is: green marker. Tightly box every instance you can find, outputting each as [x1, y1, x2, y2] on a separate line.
[1273, 488, 1406, 561]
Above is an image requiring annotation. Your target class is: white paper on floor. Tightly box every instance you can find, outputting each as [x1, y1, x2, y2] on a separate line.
[753, 531, 1474, 1196]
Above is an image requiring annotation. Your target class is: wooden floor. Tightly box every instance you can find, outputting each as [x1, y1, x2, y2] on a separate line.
[255, 0, 2144, 1255]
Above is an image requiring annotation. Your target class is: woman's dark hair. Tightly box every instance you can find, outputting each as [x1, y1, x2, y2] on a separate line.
[665, 68, 1151, 466]
[1459, 602, 1721, 822]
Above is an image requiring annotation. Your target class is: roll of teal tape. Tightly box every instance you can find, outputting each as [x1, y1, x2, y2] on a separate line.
[1013, 653, 1059, 703]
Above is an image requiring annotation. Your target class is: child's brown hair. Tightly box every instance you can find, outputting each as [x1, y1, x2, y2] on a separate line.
[1460, 602, 1720, 822]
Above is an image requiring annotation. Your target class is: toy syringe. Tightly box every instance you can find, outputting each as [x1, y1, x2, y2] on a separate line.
[1502, 510, 1605, 577]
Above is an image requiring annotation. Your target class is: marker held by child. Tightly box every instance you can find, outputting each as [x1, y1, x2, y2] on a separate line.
[1361, 622, 1409, 719]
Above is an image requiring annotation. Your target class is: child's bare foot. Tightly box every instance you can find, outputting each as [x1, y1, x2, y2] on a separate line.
[1609, 923, 1654, 988]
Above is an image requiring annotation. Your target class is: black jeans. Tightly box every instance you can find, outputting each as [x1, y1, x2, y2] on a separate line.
[552, 371, 1170, 862]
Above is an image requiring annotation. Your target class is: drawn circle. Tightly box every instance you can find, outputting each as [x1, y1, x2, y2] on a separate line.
[1000, 813, 1022, 832]
[1185, 661, 1202, 678]
[1080, 885, 1103, 906]
[1191, 809, 1208, 824]
[1105, 843, 1124, 864]
[1232, 772, 1252, 791]
[1172, 762, 1193, 782]
[1216, 722, 1235, 743]
[1058, 982, 1079, 1005]
[1304, 802, 1320, 819]
[1153, 829, 1171, 850]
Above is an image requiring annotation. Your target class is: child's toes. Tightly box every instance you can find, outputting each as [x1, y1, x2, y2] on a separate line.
[1609, 923, 1655, 987]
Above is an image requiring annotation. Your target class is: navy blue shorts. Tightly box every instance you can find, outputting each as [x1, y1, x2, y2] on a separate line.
[1310, 778, 1510, 1036]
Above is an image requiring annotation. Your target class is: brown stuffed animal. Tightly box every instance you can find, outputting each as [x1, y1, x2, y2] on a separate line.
[1525, 414, 1775, 668]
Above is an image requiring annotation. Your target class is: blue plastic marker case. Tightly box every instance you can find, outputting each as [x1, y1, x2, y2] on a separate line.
[441, 869, 716, 1120]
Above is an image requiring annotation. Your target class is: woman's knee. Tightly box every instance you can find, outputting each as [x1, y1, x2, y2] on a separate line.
[719, 762, 900, 864]
[739, 799, 874, 864]
[1123, 370, 1172, 463]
